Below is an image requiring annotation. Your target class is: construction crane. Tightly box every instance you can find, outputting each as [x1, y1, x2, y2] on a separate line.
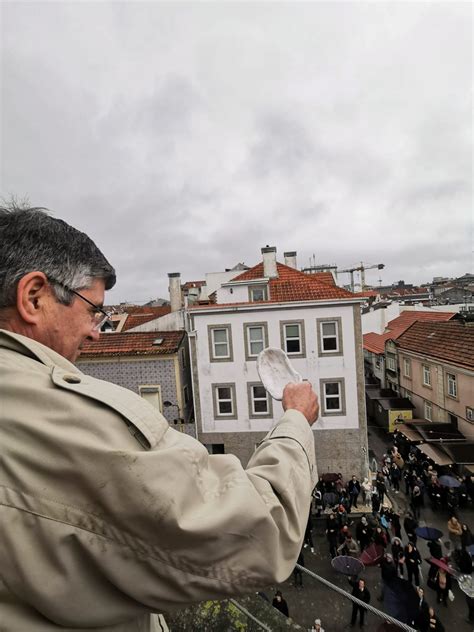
[338, 262, 385, 292]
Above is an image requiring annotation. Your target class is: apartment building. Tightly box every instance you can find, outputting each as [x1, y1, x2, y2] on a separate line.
[188, 247, 369, 479]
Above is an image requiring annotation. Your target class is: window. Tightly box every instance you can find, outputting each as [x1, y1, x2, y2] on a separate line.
[320, 378, 346, 416]
[139, 385, 162, 412]
[403, 358, 411, 378]
[424, 400, 433, 421]
[212, 383, 237, 419]
[243, 322, 268, 360]
[386, 356, 397, 371]
[422, 365, 431, 387]
[247, 382, 273, 418]
[447, 372, 457, 399]
[208, 325, 233, 362]
[317, 317, 343, 356]
[249, 285, 268, 302]
[280, 320, 305, 358]
[467, 407, 474, 422]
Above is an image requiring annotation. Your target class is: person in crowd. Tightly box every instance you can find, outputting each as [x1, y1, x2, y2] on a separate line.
[446, 489, 459, 517]
[375, 473, 386, 505]
[337, 503, 349, 528]
[338, 534, 360, 557]
[390, 509, 402, 539]
[371, 490, 381, 516]
[356, 516, 372, 551]
[312, 618, 325, 632]
[404, 468, 413, 496]
[390, 462, 401, 492]
[0, 205, 320, 631]
[350, 577, 371, 628]
[326, 512, 339, 559]
[447, 515, 463, 550]
[293, 549, 304, 588]
[413, 586, 430, 630]
[461, 523, 473, 549]
[348, 475, 361, 509]
[427, 538, 443, 560]
[335, 473, 345, 494]
[405, 542, 422, 586]
[391, 537, 405, 577]
[272, 590, 289, 617]
[411, 485, 423, 519]
[424, 606, 445, 632]
[434, 567, 452, 607]
[374, 526, 388, 549]
[361, 478, 372, 506]
[454, 544, 473, 575]
[312, 485, 323, 517]
[404, 513, 418, 545]
[304, 512, 315, 553]
[381, 463, 391, 490]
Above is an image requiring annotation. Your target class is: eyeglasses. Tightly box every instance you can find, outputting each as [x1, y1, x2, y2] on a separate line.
[49, 278, 113, 331]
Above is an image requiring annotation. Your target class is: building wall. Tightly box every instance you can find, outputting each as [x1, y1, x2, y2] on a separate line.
[398, 351, 474, 439]
[190, 302, 369, 479]
[77, 356, 186, 424]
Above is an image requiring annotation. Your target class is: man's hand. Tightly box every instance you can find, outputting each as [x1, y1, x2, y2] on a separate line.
[282, 382, 319, 426]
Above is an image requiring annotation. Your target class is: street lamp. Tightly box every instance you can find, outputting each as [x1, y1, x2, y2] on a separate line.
[163, 400, 182, 425]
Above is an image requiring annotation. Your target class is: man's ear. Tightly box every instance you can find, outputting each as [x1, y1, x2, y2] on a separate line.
[16, 271, 50, 324]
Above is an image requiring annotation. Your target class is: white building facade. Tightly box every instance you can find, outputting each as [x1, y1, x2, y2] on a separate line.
[188, 248, 369, 479]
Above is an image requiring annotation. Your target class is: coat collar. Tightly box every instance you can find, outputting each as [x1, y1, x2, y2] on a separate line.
[0, 329, 81, 374]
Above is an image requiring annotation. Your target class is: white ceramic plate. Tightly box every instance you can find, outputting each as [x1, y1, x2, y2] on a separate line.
[257, 347, 302, 401]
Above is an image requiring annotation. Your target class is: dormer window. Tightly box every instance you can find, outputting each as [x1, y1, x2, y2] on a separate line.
[249, 285, 268, 302]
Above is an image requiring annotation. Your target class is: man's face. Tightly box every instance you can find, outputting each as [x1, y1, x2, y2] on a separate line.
[359, 580, 365, 590]
[42, 278, 105, 362]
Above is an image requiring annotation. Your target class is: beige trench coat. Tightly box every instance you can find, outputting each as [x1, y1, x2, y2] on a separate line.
[0, 330, 317, 631]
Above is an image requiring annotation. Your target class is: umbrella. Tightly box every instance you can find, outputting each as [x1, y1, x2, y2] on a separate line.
[321, 472, 339, 483]
[360, 543, 385, 567]
[425, 557, 457, 576]
[439, 475, 461, 488]
[416, 526, 443, 541]
[331, 555, 365, 576]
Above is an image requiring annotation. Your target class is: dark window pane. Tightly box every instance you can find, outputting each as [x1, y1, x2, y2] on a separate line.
[325, 382, 340, 396]
[254, 400, 268, 413]
[286, 339, 301, 353]
[323, 337, 337, 351]
[219, 401, 232, 414]
[218, 387, 231, 399]
[253, 386, 266, 399]
[326, 397, 340, 410]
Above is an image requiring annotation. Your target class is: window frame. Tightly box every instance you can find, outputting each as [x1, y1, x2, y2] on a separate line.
[212, 383, 238, 420]
[243, 322, 269, 361]
[424, 400, 433, 422]
[446, 372, 458, 399]
[208, 324, 233, 363]
[248, 285, 268, 302]
[317, 317, 343, 357]
[403, 357, 411, 379]
[319, 378, 346, 417]
[280, 320, 306, 358]
[139, 384, 163, 412]
[386, 355, 397, 372]
[466, 406, 474, 422]
[422, 364, 432, 388]
[247, 382, 273, 419]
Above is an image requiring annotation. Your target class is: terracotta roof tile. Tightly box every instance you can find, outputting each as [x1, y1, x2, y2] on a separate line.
[304, 271, 336, 286]
[79, 331, 185, 358]
[396, 320, 474, 370]
[229, 262, 355, 302]
[120, 306, 171, 331]
[182, 280, 206, 290]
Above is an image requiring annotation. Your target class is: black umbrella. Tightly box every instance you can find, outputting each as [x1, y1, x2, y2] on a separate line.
[331, 555, 365, 576]
[415, 526, 443, 540]
[439, 475, 461, 488]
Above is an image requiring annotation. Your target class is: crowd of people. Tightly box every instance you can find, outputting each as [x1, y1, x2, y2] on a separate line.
[270, 432, 473, 630]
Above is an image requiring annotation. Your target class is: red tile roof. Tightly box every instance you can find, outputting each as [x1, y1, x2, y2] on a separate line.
[119, 306, 171, 331]
[353, 290, 379, 298]
[386, 310, 455, 331]
[363, 310, 456, 355]
[182, 280, 206, 290]
[229, 262, 355, 302]
[396, 320, 474, 370]
[304, 271, 336, 286]
[79, 331, 185, 358]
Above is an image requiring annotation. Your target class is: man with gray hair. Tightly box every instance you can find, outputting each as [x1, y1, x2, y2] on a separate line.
[0, 204, 319, 631]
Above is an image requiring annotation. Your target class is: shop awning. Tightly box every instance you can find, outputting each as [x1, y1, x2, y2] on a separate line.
[397, 424, 423, 443]
[417, 443, 454, 466]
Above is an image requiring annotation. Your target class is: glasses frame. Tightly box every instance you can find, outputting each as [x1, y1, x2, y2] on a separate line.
[49, 278, 113, 331]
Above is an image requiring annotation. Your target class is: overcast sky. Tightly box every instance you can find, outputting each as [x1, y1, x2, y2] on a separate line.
[1, 1, 472, 304]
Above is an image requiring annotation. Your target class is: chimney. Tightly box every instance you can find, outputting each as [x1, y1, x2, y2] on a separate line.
[284, 251, 297, 269]
[168, 272, 182, 312]
[261, 246, 278, 278]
